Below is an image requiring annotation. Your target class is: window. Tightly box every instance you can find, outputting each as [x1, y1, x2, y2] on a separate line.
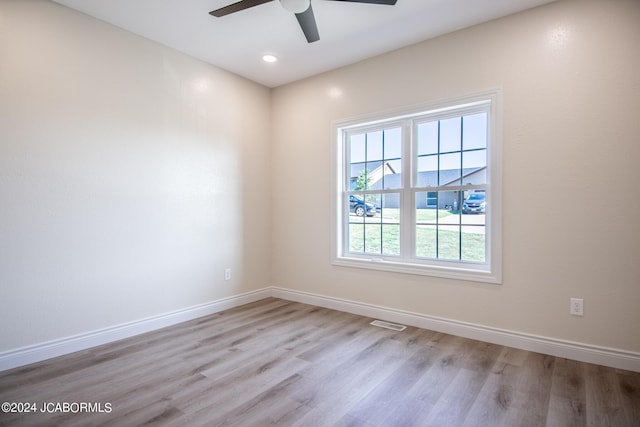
[332, 90, 502, 283]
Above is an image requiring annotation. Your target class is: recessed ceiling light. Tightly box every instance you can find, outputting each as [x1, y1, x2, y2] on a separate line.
[262, 54, 278, 63]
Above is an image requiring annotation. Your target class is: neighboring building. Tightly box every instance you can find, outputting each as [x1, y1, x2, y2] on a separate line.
[351, 162, 486, 209]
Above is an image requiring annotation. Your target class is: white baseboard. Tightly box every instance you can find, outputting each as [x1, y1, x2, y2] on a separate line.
[271, 287, 640, 373]
[3, 286, 639, 373]
[0, 288, 271, 372]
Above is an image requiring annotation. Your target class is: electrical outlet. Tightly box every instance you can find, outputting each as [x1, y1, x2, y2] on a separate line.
[224, 268, 231, 281]
[570, 298, 584, 316]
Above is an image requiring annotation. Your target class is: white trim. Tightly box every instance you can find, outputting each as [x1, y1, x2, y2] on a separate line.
[0, 289, 271, 372]
[270, 287, 640, 373]
[331, 88, 503, 284]
[332, 257, 500, 284]
[3, 286, 639, 373]
[331, 92, 498, 131]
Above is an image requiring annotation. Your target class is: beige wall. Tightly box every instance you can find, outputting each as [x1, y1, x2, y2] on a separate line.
[271, 0, 640, 352]
[1, 0, 639, 358]
[0, 0, 271, 351]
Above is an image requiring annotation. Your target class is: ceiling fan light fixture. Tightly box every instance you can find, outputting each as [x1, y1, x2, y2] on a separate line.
[280, 0, 311, 14]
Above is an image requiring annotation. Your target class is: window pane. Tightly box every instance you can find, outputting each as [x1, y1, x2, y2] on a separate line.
[439, 152, 461, 186]
[349, 223, 364, 253]
[417, 121, 438, 155]
[415, 191, 437, 258]
[380, 193, 400, 221]
[349, 127, 405, 191]
[462, 149, 487, 185]
[382, 224, 400, 256]
[365, 161, 382, 190]
[416, 191, 484, 262]
[461, 191, 486, 216]
[382, 127, 402, 190]
[440, 117, 461, 153]
[350, 133, 366, 163]
[416, 225, 437, 258]
[461, 190, 486, 262]
[347, 193, 399, 256]
[463, 113, 487, 150]
[438, 225, 460, 260]
[417, 155, 437, 187]
[384, 127, 402, 159]
[366, 131, 383, 162]
[440, 199, 461, 259]
[462, 229, 485, 262]
[348, 194, 374, 219]
[364, 224, 382, 254]
[383, 159, 402, 190]
[413, 190, 486, 262]
[379, 160, 401, 190]
[350, 163, 365, 190]
[416, 191, 438, 219]
[365, 194, 381, 224]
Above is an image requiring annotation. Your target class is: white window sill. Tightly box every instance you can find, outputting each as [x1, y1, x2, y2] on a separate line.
[332, 256, 501, 284]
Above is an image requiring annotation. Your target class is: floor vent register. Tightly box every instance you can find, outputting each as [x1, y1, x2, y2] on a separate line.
[369, 320, 407, 331]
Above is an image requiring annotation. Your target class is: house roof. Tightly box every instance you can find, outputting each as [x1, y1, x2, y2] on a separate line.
[352, 165, 486, 190]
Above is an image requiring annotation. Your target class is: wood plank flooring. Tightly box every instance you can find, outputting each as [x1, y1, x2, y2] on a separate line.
[0, 298, 638, 426]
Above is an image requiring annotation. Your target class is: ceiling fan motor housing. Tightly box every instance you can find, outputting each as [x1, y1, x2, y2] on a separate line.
[280, 0, 311, 13]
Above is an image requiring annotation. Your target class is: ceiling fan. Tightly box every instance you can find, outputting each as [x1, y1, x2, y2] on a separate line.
[209, 0, 398, 43]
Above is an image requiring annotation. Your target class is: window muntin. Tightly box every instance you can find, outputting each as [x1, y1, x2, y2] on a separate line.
[347, 193, 400, 256]
[348, 127, 403, 191]
[415, 191, 486, 262]
[413, 111, 488, 264]
[335, 92, 501, 283]
[346, 125, 404, 258]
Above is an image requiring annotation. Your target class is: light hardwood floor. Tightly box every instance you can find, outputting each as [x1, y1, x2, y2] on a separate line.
[1, 298, 638, 426]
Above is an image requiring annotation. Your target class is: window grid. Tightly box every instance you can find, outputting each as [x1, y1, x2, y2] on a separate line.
[412, 112, 488, 263]
[334, 91, 501, 283]
[345, 112, 489, 263]
[346, 124, 403, 258]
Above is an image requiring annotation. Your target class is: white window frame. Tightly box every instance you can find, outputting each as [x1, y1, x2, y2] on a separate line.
[331, 89, 502, 284]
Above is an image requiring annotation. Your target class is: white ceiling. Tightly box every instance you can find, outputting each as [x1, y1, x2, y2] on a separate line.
[51, 0, 556, 88]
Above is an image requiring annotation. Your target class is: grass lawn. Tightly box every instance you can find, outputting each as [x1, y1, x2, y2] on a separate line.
[349, 209, 485, 262]
[415, 226, 485, 261]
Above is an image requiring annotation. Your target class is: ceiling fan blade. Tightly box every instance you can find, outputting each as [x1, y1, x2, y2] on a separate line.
[327, 0, 397, 4]
[295, 4, 320, 43]
[210, 0, 273, 17]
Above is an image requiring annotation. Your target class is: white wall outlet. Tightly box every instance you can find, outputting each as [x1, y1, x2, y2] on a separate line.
[224, 268, 231, 281]
[570, 298, 584, 316]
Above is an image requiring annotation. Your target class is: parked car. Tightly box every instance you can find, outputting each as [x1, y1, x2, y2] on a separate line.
[462, 192, 485, 214]
[349, 195, 376, 217]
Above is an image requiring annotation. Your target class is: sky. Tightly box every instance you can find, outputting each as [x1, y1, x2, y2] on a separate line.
[349, 112, 488, 184]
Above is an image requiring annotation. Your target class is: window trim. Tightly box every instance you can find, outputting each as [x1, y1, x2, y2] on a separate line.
[331, 89, 502, 284]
